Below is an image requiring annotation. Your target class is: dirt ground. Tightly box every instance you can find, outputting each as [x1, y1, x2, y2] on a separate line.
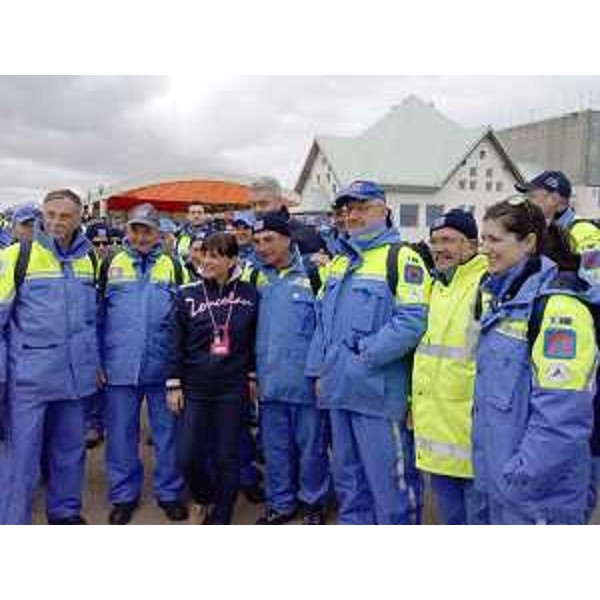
[32, 423, 599, 525]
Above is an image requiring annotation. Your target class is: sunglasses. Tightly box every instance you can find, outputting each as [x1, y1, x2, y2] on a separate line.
[93, 240, 110, 247]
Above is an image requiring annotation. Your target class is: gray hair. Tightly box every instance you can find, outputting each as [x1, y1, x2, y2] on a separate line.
[250, 176, 282, 197]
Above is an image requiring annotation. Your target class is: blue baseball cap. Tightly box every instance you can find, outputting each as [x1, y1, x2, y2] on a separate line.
[515, 170, 572, 200]
[159, 217, 177, 234]
[232, 211, 255, 229]
[333, 180, 386, 208]
[12, 203, 41, 225]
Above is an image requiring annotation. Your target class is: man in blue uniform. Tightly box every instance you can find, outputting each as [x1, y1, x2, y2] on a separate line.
[101, 203, 188, 524]
[0, 189, 99, 524]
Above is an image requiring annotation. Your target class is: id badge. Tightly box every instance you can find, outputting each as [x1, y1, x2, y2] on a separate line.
[210, 326, 231, 356]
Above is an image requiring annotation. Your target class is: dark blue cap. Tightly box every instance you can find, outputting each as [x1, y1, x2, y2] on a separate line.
[333, 180, 386, 208]
[85, 223, 111, 241]
[252, 211, 290, 238]
[12, 203, 41, 225]
[515, 170, 572, 200]
[430, 208, 478, 240]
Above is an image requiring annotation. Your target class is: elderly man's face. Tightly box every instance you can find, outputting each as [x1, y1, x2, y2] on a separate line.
[127, 223, 161, 255]
[251, 188, 283, 217]
[43, 197, 82, 245]
[344, 200, 387, 234]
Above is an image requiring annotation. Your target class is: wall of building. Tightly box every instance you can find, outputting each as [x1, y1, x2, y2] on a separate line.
[498, 111, 591, 185]
[387, 137, 520, 241]
[300, 147, 340, 207]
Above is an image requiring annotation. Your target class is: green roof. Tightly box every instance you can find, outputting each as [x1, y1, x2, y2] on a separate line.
[299, 95, 496, 190]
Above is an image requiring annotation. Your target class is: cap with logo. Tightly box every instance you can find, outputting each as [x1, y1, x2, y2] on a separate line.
[127, 203, 161, 230]
[333, 180, 386, 209]
[515, 170, 572, 200]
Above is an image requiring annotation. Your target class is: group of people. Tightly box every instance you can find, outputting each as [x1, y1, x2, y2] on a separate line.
[1, 170, 599, 525]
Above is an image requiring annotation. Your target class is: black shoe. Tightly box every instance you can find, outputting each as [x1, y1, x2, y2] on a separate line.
[241, 483, 265, 504]
[109, 501, 138, 525]
[85, 428, 104, 450]
[301, 503, 325, 525]
[255, 508, 297, 525]
[158, 500, 189, 522]
[48, 515, 87, 525]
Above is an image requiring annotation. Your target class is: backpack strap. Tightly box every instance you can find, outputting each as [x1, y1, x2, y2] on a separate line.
[249, 268, 259, 288]
[87, 249, 98, 285]
[97, 248, 119, 298]
[385, 242, 402, 296]
[168, 254, 184, 286]
[14, 239, 33, 291]
[300, 255, 322, 296]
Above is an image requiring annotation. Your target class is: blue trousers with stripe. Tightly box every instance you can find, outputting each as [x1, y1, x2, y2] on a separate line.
[105, 385, 184, 504]
[0, 397, 86, 524]
[329, 409, 423, 525]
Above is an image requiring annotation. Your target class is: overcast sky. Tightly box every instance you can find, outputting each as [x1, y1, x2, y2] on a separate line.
[2, 75, 600, 208]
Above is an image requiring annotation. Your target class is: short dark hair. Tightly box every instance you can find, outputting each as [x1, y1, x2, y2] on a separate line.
[201, 232, 238, 258]
[43, 188, 82, 206]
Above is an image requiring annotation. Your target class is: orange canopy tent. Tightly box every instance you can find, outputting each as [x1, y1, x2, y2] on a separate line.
[106, 179, 251, 213]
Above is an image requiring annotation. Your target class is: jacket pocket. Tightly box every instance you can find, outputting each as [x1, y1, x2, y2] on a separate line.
[340, 348, 385, 412]
[349, 282, 386, 333]
[291, 295, 316, 337]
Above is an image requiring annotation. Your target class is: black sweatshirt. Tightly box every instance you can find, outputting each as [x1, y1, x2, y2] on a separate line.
[167, 269, 258, 399]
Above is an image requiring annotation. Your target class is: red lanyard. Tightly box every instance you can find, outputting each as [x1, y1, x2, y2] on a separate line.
[200, 279, 238, 332]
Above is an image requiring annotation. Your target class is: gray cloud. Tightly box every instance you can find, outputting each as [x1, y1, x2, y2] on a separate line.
[1, 75, 600, 208]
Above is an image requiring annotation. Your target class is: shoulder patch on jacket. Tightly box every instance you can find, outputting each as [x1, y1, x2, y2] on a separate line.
[543, 328, 577, 359]
[403, 263, 424, 285]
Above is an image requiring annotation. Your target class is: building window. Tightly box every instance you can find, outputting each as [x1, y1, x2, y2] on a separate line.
[469, 167, 477, 177]
[480, 149, 487, 160]
[316, 174, 321, 184]
[469, 180, 477, 190]
[426, 204, 445, 227]
[458, 179, 466, 190]
[496, 181, 503, 192]
[400, 204, 419, 228]
[486, 168, 493, 178]
[485, 181, 493, 192]
[332, 183, 337, 193]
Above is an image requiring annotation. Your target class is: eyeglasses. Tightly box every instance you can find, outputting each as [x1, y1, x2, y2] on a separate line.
[93, 240, 110, 247]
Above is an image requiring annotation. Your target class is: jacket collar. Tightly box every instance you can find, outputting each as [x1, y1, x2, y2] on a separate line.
[123, 239, 164, 263]
[555, 206, 577, 229]
[341, 226, 401, 265]
[34, 223, 92, 261]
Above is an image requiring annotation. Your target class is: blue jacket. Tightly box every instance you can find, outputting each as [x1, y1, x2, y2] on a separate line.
[473, 256, 597, 522]
[100, 241, 184, 386]
[252, 248, 317, 405]
[306, 227, 430, 420]
[0, 226, 99, 401]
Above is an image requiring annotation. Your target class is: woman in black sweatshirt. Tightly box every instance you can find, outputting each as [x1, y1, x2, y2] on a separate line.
[167, 232, 258, 524]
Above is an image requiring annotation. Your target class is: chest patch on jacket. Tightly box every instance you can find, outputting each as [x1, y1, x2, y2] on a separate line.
[581, 249, 600, 270]
[543, 328, 577, 359]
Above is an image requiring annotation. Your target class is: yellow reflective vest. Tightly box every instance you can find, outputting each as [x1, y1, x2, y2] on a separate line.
[411, 254, 488, 478]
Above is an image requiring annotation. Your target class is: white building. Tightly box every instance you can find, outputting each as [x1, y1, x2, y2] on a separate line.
[295, 95, 524, 241]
